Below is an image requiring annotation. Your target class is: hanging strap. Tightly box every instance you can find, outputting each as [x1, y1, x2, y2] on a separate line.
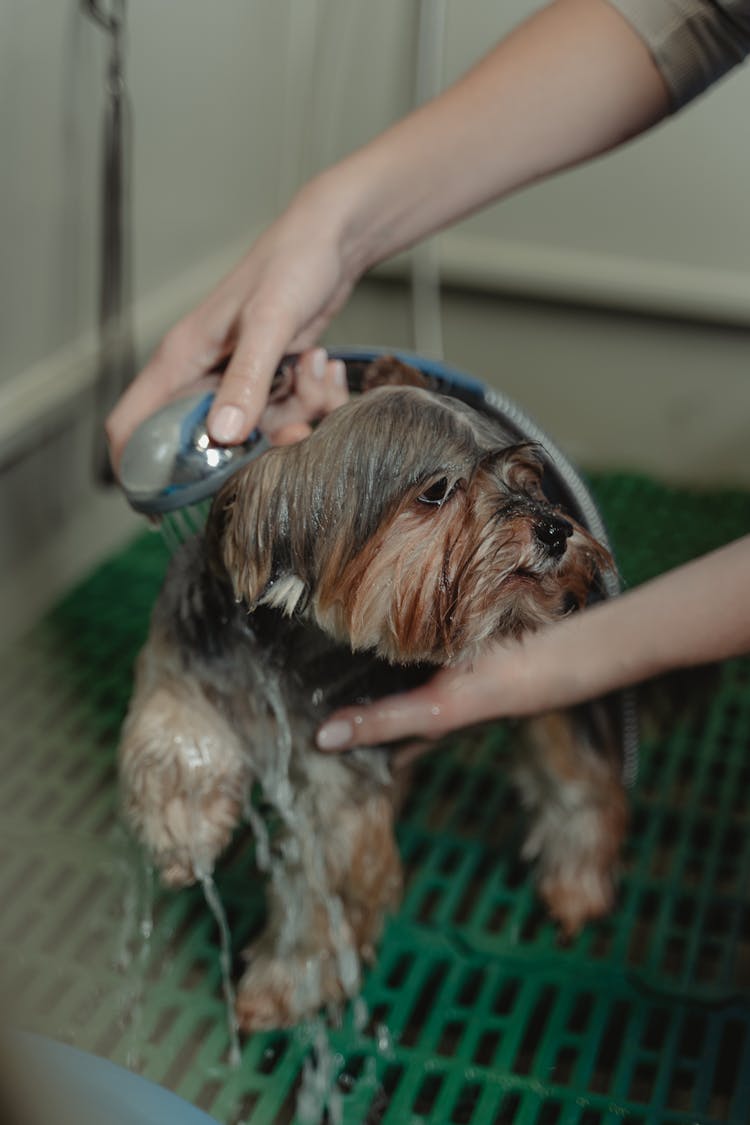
[85, 0, 135, 483]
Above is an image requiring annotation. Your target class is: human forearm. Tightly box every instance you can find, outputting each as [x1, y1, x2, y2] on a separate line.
[331, 0, 670, 276]
[505, 535, 750, 713]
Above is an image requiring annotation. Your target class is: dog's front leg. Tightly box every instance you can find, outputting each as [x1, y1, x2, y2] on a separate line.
[119, 647, 250, 886]
[235, 753, 402, 1031]
[513, 710, 628, 937]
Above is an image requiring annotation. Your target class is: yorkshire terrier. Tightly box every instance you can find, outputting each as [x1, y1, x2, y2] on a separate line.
[119, 357, 627, 1031]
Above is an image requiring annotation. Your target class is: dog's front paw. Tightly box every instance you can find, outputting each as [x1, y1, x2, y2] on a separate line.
[537, 862, 615, 938]
[235, 951, 350, 1032]
[119, 681, 251, 885]
[523, 797, 624, 938]
[135, 787, 244, 888]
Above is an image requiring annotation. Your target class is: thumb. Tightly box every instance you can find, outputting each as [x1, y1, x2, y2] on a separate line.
[206, 306, 293, 444]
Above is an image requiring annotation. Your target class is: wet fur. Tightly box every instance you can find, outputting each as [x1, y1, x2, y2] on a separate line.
[120, 361, 627, 1030]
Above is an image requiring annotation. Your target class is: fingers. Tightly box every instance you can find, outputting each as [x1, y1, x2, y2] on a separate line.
[315, 646, 534, 753]
[107, 334, 348, 476]
[270, 422, 314, 445]
[205, 299, 293, 444]
[262, 349, 349, 444]
[316, 679, 460, 753]
[204, 237, 354, 444]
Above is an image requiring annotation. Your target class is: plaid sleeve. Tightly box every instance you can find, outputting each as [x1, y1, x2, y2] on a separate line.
[607, 0, 750, 107]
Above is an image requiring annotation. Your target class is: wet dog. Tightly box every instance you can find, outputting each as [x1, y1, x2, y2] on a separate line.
[119, 358, 627, 1031]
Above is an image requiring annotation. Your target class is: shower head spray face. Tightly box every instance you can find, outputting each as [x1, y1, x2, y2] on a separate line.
[118, 378, 270, 517]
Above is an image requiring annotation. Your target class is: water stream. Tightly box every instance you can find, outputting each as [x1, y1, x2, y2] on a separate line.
[199, 870, 242, 1068]
[249, 668, 364, 1007]
[237, 666, 370, 1119]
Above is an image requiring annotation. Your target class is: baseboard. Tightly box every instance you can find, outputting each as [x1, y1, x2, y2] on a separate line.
[429, 232, 750, 326]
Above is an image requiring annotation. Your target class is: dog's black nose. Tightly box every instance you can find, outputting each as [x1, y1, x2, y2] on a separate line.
[534, 515, 574, 559]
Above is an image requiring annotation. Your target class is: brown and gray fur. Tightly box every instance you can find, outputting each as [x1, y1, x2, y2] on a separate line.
[119, 359, 627, 1031]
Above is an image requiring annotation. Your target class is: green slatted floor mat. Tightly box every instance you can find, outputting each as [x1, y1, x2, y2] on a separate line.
[1, 472, 749, 1125]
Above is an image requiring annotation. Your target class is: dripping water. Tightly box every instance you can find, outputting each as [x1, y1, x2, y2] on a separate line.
[240, 666, 372, 1122]
[198, 868, 242, 1068]
[182, 732, 244, 1068]
[111, 842, 154, 1071]
[295, 1018, 344, 1125]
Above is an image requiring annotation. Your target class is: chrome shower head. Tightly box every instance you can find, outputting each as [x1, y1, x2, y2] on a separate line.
[118, 378, 270, 517]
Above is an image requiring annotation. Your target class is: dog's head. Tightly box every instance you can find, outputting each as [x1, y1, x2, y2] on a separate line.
[209, 374, 612, 665]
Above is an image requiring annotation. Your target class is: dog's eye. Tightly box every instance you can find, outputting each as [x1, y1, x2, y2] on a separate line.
[418, 477, 453, 506]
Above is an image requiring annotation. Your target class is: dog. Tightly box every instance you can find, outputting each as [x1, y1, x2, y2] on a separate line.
[119, 356, 627, 1031]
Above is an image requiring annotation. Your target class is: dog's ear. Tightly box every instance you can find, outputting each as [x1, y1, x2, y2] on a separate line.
[206, 446, 309, 613]
[361, 355, 430, 392]
[484, 442, 547, 498]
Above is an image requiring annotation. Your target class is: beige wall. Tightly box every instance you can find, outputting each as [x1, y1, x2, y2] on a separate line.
[1, 1, 749, 643]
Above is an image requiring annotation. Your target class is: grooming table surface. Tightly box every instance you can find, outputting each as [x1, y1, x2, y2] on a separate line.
[1, 473, 749, 1125]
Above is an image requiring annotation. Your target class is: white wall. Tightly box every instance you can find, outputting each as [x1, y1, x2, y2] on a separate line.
[1, 0, 749, 643]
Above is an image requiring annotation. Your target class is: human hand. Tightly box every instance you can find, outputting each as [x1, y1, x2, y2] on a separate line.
[315, 642, 539, 756]
[258, 347, 349, 445]
[315, 536, 750, 755]
[106, 177, 360, 470]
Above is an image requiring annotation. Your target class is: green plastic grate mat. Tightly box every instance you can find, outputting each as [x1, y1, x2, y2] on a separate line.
[1, 472, 749, 1125]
